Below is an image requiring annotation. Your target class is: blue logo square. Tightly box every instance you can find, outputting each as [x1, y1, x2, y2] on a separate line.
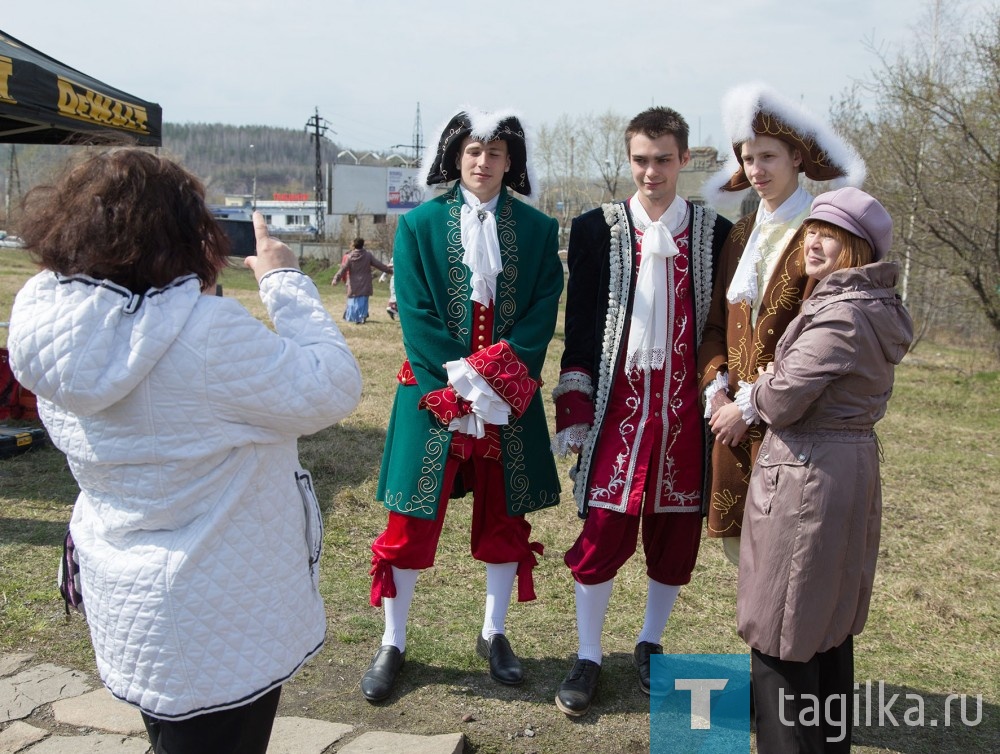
[650, 653, 751, 754]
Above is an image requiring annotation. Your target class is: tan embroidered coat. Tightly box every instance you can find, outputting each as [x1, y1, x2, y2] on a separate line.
[696, 213, 813, 537]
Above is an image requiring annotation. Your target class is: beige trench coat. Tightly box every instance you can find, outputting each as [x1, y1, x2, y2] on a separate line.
[736, 261, 913, 661]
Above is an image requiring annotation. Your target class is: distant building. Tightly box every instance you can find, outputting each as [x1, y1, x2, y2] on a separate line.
[223, 193, 324, 235]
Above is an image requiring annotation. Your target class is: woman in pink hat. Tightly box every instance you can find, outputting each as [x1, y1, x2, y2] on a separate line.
[736, 187, 913, 752]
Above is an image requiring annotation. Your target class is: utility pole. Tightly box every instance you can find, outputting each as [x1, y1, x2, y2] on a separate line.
[305, 107, 334, 238]
[249, 143, 257, 212]
[4, 145, 21, 225]
[391, 103, 424, 166]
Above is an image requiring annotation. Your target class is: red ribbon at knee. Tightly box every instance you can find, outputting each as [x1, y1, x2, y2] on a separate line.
[369, 557, 396, 607]
[516, 542, 545, 603]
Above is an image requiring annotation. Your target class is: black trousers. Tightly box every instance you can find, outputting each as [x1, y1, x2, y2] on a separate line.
[752, 636, 854, 754]
[141, 685, 282, 754]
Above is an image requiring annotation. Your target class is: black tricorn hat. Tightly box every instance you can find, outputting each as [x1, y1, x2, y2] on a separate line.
[418, 107, 533, 196]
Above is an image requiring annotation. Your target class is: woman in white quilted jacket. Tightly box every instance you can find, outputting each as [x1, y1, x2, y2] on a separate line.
[8, 149, 363, 754]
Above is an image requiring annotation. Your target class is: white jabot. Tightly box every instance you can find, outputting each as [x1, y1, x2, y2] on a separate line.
[459, 186, 502, 306]
[727, 187, 812, 309]
[626, 193, 687, 372]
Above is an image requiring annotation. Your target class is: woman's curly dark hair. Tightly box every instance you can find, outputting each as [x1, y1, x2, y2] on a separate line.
[17, 148, 231, 293]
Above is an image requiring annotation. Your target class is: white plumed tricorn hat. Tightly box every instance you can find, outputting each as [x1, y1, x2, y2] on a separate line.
[703, 82, 866, 204]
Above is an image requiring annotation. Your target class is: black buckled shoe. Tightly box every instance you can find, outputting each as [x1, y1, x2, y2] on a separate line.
[634, 641, 663, 695]
[555, 657, 601, 717]
[360, 645, 405, 703]
[476, 633, 524, 686]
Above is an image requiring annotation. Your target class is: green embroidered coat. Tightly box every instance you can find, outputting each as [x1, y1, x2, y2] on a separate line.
[377, 184, 563, 520]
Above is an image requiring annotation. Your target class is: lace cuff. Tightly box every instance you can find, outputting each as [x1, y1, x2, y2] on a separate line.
[734, 381, 760, 425]
[703, 371, 729, 418]
[445, 359, 511, 430]
[551, 424, 591, 456]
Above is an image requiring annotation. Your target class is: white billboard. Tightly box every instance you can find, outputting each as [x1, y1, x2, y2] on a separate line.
[330, 164, 425, 215]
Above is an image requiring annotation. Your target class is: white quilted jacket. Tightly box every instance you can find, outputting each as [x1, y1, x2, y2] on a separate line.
[8, 268, 362, 720]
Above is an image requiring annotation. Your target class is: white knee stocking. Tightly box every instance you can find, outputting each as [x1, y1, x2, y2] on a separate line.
[637, 578, 681, 646]
[381, 567, 419, 652]
[482, 562, 518, 639]
[575, 579, 614, 665]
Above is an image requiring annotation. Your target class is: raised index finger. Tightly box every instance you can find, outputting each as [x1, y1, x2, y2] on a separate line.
[252, 211, 269, 243]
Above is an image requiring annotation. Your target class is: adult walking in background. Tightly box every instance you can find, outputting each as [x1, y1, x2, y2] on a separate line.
[333, 237, 393, 323]
[551, 107, 731, 716]
[698, 83, 866, 567]
[737, 188, 913, 752]
[7, 149, 363, 754]
[361, 107, 563, 703]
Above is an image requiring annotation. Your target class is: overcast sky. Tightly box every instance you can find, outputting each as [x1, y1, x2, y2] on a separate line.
[2, 0, 990, 156]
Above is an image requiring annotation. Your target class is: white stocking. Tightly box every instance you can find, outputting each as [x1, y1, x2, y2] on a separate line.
[575, 579, 614, 664]
[636, 578, 681, 646]
[482, 562, 517, 639]
[381, 567, 419, 652]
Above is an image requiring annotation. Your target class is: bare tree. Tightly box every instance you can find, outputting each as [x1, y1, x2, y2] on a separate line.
[836, 3, 1000, 347]
[577, 110, 630, 201]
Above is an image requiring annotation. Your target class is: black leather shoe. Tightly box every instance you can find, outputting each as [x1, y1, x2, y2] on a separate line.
[634, 641, 663, 695]
[360, 645, 405, 702]
[476, 633, 524, 686]
[555, 657, 601, 716]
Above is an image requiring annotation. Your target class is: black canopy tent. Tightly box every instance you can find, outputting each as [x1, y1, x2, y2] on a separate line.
[0, 30, 161, 146]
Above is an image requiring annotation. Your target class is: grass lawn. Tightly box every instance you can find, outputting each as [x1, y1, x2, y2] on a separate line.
[1, 249, 998, 752]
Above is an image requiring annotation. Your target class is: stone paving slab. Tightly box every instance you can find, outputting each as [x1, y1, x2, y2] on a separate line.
[0, 655, 467, 754]
[0, 655, 34, 680]
[0, 720, 48, 753]
[0, 665, 91, 723]
[338, 731, 464, 754]
[17, 733, 149, 753]
[51, 689, 145, 736]
[266, 716, 353, 754]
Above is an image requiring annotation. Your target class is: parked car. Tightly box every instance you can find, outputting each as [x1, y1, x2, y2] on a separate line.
[0, 231, 24, 248]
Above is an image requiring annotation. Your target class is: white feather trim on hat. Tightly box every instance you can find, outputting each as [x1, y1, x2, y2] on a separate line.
[702, 81, 866, 210]
[418, 105, 537, 198]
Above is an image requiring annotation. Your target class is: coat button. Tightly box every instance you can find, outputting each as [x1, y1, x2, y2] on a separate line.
[798, 453, 806, 461]
[763, 454, 769, 460]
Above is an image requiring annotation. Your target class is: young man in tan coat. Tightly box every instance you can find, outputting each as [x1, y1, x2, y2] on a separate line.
[698, 83, 866, 566]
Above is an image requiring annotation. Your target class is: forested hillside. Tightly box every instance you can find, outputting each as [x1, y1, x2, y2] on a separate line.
[163, 123, 341, 202]
[2, 123, 341, 212]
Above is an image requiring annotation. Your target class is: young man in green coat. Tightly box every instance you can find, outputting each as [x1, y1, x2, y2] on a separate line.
[360, 108, 563, 703]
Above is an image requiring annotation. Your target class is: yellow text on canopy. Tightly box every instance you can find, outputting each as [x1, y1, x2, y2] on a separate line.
[57, 76, 149, 134]
[0, 56, 15, 104]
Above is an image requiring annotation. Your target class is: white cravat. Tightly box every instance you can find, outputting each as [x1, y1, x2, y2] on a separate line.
[459, 186, 502, 306]
[626, 194, 686, 372]
[726, 187, 812, 308]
